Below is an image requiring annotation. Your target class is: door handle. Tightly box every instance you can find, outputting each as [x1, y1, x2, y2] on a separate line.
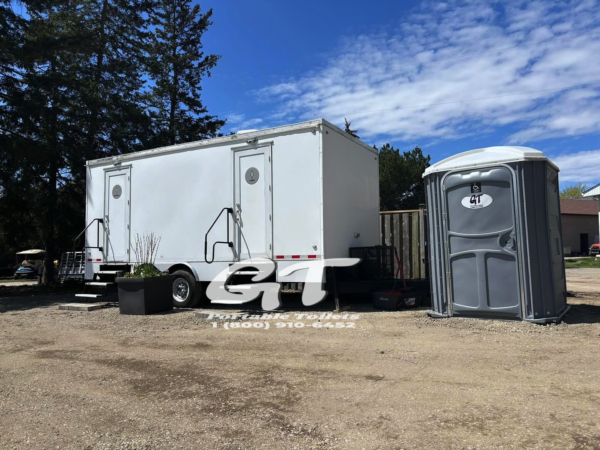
[502, 232, 516, 251]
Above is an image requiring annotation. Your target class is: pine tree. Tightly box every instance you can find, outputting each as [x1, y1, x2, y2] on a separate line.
[3, 0, 89, 282]
[145, 0, 224, 147]
[0, 0, 151, 281]
[344, 118, 359, 139]
[378, 144, 431, 211]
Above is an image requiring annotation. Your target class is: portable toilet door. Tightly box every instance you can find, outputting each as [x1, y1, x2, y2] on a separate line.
[441, 164, 523, 319]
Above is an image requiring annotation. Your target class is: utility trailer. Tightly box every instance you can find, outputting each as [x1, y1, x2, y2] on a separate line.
[82, 119, 380, 306]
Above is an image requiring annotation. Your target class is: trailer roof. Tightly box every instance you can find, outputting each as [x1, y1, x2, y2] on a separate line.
[86, 118, 376, 167]
[583, 182, 600, 198]
[423, 146, 559, 176]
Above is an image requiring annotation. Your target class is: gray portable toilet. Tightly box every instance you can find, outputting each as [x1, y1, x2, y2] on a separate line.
[424, 146, 569, 323]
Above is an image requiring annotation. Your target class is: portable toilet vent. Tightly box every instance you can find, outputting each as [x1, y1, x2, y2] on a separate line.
[424, 146, 569, 323]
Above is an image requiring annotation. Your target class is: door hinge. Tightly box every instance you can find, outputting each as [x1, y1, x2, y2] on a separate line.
[269, 214, 272, 221]
[442, 213, 447, 220]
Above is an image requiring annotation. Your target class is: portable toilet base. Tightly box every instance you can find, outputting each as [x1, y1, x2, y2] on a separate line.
[424, 147, 569, 323]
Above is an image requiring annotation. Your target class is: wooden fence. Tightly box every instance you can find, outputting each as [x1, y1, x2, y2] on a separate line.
[380, 207, 428, 279]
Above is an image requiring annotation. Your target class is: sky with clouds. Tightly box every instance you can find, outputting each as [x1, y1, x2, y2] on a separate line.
[201, 0, 600, 188]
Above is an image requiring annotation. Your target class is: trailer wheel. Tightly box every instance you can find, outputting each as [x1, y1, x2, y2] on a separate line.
[171, 270, 201, 308]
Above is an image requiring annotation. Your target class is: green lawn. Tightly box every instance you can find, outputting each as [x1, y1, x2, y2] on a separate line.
[565, 257, 600, 269]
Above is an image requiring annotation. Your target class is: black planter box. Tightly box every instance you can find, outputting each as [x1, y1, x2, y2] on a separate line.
[116, 275, 174, 315]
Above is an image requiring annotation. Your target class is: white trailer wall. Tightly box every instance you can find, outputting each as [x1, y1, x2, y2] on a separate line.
[322, 125, 380, 258]
[271, 130, 322, 258]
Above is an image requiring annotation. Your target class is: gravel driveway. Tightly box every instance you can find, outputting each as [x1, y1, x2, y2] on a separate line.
[1, 271, 599, 449]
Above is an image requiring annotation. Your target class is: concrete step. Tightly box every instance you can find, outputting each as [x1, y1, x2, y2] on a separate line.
[60, 302, 108, 311]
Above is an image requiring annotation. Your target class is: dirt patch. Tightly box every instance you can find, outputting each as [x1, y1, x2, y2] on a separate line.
[1, 270, 600, 449]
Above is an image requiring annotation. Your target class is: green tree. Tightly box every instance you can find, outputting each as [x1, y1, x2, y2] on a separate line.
[145, 0, 224, 147]
[378, 144, 430, 211]
[0, 0, 89, 281]
[560, 183, 587, 199]
[0, 0, 151, 280]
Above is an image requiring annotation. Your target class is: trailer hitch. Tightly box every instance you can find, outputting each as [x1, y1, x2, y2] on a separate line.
[204, 207, 234, 264]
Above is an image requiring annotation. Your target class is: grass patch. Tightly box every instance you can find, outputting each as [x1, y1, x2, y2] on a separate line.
[565, 257, 600, 269]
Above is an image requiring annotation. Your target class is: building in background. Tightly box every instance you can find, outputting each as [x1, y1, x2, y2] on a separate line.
[583, 184, 600, 254]
[560, 198, 599, 255]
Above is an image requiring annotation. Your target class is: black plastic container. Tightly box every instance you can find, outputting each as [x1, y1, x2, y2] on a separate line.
[371, 289, 418, 310]
[116, 275, 174, 315]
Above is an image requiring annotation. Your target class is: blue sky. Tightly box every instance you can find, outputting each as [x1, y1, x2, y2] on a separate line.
[200, 0, 600, 188]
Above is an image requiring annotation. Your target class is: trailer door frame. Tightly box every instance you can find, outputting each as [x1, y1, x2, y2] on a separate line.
[103, 165, 131, 263]
[232, 142, 273, 260]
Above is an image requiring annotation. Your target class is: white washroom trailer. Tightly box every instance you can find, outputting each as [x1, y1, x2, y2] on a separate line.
[84, 119, 380, 306]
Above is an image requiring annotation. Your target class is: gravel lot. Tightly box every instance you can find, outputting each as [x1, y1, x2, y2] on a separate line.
[1, 269, 599, 449]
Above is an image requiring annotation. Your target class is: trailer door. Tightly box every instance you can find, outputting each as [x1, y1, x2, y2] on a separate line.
[104, 167, 131, 262]
[233, 145, 272, 259]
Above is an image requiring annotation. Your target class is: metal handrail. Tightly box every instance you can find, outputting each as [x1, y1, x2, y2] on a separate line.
[74, 218, 104, 250]
[204, 208, 234, 264]
[66, 218, 104, 278]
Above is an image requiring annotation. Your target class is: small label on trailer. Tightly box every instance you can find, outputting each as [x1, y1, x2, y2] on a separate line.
[461, 194, 493, 209]
[471, 182, 482, 193]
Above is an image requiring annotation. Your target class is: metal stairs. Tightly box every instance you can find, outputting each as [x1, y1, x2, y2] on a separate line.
[75, 270, 123, 300]
[58, 251, 85, 283]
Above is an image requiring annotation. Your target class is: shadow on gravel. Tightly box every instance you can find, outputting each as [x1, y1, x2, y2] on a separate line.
[0, 285, 117, 313]
[198, 292, 428, 315]
[563, 303, 600, 325]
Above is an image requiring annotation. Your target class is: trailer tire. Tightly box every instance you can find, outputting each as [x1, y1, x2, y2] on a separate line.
[171, 270, 201, 308]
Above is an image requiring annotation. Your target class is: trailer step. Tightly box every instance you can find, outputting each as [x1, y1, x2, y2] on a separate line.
[86, 282, 115, 286]
[210, 300, 251, 305]
[96, 270, 124, 275]
[75, 293, 105, 298]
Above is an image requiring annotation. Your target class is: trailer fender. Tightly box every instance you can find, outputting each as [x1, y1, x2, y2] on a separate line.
[165, 263, 199, 281]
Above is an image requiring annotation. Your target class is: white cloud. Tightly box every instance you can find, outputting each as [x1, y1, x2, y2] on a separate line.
[255, 83, 301, 101]
[225, 113, 264, 130]
[255, 0, 600, 144]
[226, 113, 246, 124]
[551, 149, 600, 183]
